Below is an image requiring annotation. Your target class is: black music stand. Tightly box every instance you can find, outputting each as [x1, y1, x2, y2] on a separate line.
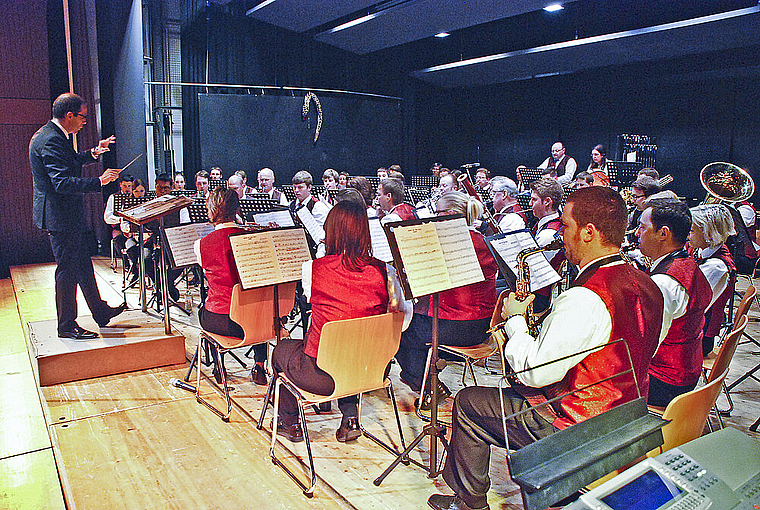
[407, 187, 431, 204]
[374, 214, 486, 485]
[114, 195, 151, 302]
[325, 188, 341, 203]
[516, 167, 543, 191]
[239, 195, 280, 221]
[365, 176, 381, 189]
[171, 189, 195, 197]
[515, 194, 537, 226]
[281, 184, 296, 202]
[412, 175, 439, 187]
[187, 203, 209, 223]
[209, 178, 226, 190]
[607, 160, 644, 189]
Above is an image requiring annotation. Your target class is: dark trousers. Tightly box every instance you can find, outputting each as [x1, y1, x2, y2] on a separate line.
[49, 230, 110, 334]
[647, 374, 697, 408]
[395, 313, 491, 392]
[271, 338, 357, 425]
[199, 305, 266, 362]
[442, 386, 558, 509]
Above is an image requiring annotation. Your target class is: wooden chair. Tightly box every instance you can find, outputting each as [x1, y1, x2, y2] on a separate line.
[195, 282, 296, 421]
[702, 315, 748, 426]
[259, 312, 406, 495]
[417, 290, 509, 419]
[646, 368, 729, 457]
[718, 284, 755, 345]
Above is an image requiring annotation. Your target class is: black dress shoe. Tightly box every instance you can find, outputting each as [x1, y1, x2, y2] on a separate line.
[428, 494, 489, 510]
[250, 364, 268, 386]
[59, 325, 98, 340]
[336, 417, 361, 442]
[168, 285, 180, 303]
[95, 303, 127, 327]
[276, 421, 304, 443]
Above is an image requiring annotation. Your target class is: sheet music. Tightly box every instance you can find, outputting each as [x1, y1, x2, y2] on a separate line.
[487, 230, 560, 291]
[434, 219, 484, 288]
[393, 222, 451, 297]
[416, 205, 434, 218]
[252, 210, 295, 227]
[297, 207, 326, 243]
[118, 194, 193, 224]
[368, 217, 393, 262]
[163, 223, 214, 267]
[230, 229, 312, 289]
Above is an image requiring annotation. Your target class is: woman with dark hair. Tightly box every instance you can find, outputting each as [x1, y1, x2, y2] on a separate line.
[192, 188, 269, 386]
[395, 192, 498, 410]
[271, 200, 411, 443]
[587, 144, 610, 186]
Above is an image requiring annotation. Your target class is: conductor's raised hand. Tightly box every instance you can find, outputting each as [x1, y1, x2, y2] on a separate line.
[502, 291, 534, 320]
[92, 135, 116, 157]
[99, 168, 121, 186]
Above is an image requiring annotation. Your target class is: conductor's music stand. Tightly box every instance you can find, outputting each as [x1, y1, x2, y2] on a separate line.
[607, 160, 644, 189]
[374, 214, 486, 485]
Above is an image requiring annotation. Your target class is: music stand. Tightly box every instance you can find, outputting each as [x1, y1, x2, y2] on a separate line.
[118, 194, 194, 333]
[281, 184, 296, 202]
[516, 167, 543, 191]
[365, 176, 381, 189]
[311, 184, 326, 197]
[607, 161, 644, 189]
[209, 178, 226, 190]
[374, 215, 485, 485]
[411, 175, 438, 187]
[171, 189, 195, 197]
[114, 195, 151, 299]
[407, 187, 431, 204]
[187, 203, 209, 223]
[239, 195, 280, 220]
[515, 194, 536, 225]
[326, 188, 341, 203]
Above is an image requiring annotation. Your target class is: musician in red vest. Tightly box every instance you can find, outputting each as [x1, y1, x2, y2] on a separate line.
[490, 176, 527, 232]
[193, 188, 270, 386]
[377, 177, 417, 224]
[538, 141, 578, 185]
[395, 192, 498, 411]
[428, 186, 663, 510]
[636, 199, 712, 407]
[689, 204, 737, 356]
[271, 200, 411, 443]
[529, 177, 565, 313]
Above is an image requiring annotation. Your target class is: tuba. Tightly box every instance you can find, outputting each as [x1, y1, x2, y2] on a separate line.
[700, 162, 754, 204]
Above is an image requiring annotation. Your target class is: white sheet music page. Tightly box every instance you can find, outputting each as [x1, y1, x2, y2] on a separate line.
[253, 210, 295, 227]
[434, 218, 484, 288]
[488, 230, 560, 291]
[392, 222, 450, 297]
[368, 216, 393, 262]
[163, 223, 214, 267]
[230, 232, 282, 289]
[269, 229, 312, 282]
[296, 207, 326, 243]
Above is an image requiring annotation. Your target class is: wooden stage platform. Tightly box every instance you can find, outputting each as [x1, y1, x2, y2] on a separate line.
[1, 257, 759, 509]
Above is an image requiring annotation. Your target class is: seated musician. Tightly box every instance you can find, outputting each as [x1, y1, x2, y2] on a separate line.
[395, 192, 498, 410]
[338, 171, 349, 189]
[173, 172, 185, 190]
[103, 174, 134, 260]
[194, 170, 210, 200]
[193, 188, 269, 385]
[626, 176, 662, 244]
[529, 177, 565, 313]
[257, 167, 288, 206]
[689, 204, 737, 356]
[271, 200, 411, 443]
[490, 176, 526, 232]
[474, 168, 490, 191]
[378, 177, 417, 224]
[347, 176, 375, 216]
[227, 174, 247, 200]
[572, 171, 594, 189]
[290, 170, 330, 228]
[427, 186, 663, 510]
[122, 179, 148, 285]
[586, 144, 610, 186]
[538, 141, 578, 185]
[636, 199, 711, 407]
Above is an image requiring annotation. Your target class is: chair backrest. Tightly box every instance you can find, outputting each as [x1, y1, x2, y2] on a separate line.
[229, 281, 297, 344]
[734, 285, 756, 328]
[708, 315, 747, 383]
[316, 312, 404, 398]
[652, 368, 729, 455]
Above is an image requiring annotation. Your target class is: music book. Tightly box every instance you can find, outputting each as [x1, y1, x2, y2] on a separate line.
[229, 227, 312, 290]
[162, 222, 215, 268]
[296, 207, 326, 244]
[117, 194, 193, 225]
[485, 229, 561, 292]
[368, 216, 393, 263]
[383, 215, 484, 300]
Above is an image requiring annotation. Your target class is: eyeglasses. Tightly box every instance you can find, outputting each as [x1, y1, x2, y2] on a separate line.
[73, 112, 87, 120]
[632, 194, 646, 199]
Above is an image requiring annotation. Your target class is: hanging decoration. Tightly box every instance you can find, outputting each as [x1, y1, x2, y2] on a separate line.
[301, 92, 322, 144]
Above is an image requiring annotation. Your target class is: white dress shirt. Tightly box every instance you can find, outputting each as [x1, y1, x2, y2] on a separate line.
[294, 197, 330, 227]
[539, 155, 578, 185]
[496, 204, 526, 233]
[649, 252, 689, 347]
[534, 212, 561, 262]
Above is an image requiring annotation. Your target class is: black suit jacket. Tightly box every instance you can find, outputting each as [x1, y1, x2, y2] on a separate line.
[29, 121, 100, 232]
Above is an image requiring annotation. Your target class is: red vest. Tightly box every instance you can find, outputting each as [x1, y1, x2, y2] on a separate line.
[306, 255, 389, 358]
[649, 256, 712, 386]
[522, 261, 663, 430]
[700, 244, 737, 338]
[200, 226, 247, 314]
[428, 230, 498, 321]
[391, 203, 418, 221]
[495, 203, 528, 226]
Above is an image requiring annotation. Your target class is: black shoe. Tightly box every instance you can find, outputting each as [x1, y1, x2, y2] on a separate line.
[59, 325, 98, 340]
[95, 303, 127, 328]
[416, 380, 451, 411]
[276, 421, 304, 443]
[428, 494, 489, 510]
[168, 285, 180, 303]
[250, 364, 268, 386]
[336, 417, 361, 443]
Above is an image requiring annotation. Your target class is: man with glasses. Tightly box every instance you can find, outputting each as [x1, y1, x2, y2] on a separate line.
[626, 176, 661, 244]
[29, 93, 125, 339]
[538, 141, 577, 185]
[490, 176, 526, 233]
[257, 167, 289, 206]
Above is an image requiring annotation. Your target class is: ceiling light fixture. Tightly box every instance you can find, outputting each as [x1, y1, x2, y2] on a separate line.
[435, 32, 450, 38]
[328, 13, 377, 33]
[543, 4, 563, 12]
[246, 0, 277, 15]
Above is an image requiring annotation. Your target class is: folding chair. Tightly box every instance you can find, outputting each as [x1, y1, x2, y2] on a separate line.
[259, 312, 406, 495]
[703, 313, 749, 424]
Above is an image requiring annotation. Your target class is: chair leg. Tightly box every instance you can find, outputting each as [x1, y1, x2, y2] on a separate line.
[257, 373, 277, 430]
[359, 385, 411, 464]
[194, 336, 233, 422]
[466, 358, 478, 386]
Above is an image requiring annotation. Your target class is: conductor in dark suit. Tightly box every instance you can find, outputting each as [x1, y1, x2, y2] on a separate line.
[29, 93, 126, 339]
